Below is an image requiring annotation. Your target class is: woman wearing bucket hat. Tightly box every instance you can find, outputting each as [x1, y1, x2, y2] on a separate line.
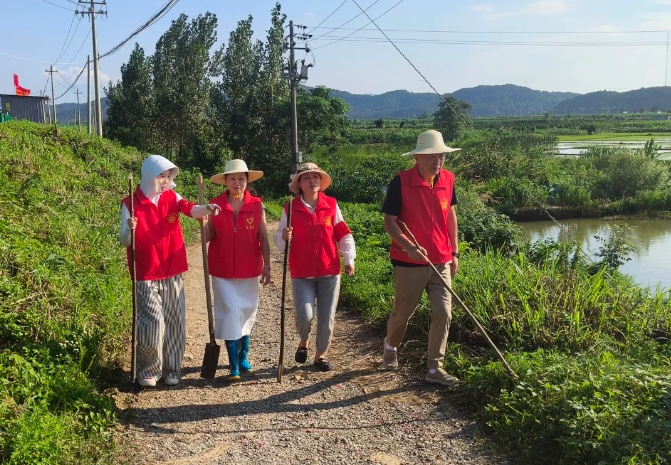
[273, 162, 356, 372]
[120, 154, 222, 387]
[381, 129, 461, 387]
[204, 159, 271, 381]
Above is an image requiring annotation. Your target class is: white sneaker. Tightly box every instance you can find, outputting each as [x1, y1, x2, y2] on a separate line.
[164, 375, 179, 386]
[138, 377, 156, 387]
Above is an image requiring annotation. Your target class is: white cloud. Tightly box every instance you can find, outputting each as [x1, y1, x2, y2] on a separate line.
[304, 12, 316, 18]
[649, 0, 671, 5]
[636, 12, 671, 30]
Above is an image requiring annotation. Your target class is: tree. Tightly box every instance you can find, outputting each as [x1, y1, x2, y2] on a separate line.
[433, 96, 472, 141]
[104, 44, 154, 150]
[151, 12, 220, 164]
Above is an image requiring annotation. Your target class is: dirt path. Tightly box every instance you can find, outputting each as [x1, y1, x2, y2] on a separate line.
[115, 224, 506, 465]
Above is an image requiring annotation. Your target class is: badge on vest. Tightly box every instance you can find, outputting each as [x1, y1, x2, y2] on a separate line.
[440, 198, 449, 211]
[323, 216, 332, 227]
[246, 216, 255, 230]
[167, 213, 178, 223]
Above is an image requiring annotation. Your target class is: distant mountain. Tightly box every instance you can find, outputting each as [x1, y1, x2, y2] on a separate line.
[452, 85, 579, 116]
[54, 98, 109, 124]
[326, 85, 579, 119]
[327, 89, 442, 119]
[552, 87, 671, 114]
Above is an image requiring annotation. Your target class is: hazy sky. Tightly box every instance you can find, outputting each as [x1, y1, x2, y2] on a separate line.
[3, 0, 671, 103]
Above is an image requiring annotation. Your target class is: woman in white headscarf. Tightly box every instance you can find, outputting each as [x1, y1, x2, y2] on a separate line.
[119, 155, 221, 387]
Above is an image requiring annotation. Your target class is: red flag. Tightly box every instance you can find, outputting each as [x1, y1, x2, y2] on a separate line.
[13, 74, 30, 96]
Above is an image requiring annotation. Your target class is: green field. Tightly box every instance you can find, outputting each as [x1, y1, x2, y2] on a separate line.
[557, 132, 671, 141]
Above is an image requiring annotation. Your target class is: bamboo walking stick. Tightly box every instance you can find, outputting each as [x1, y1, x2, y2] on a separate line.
[129, 174, 138, 384]
[397, 220, 518, 380]
[278, 198, 293, 383]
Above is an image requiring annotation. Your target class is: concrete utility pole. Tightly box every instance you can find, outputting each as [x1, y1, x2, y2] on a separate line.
[74, 89, 82, 131]
[87, 55, 91, 134]
[284, 21, 313, 172]
[78, 1, 106, 136]
[45, 66, 59, 124]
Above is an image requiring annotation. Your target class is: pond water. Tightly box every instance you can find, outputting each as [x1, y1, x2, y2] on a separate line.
[520, 219, 671, 291]
[556, 138, 671, 159]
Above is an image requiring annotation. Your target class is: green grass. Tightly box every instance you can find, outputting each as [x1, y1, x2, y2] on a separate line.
[339, 201, 671, 465]
[0, 121, 146, 463]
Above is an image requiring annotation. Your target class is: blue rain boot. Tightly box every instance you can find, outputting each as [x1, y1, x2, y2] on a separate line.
[224, 340, 241, 382]
[238, 335, 253, 372]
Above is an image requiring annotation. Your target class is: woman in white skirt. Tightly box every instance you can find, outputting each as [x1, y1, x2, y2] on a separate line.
[204, 159, 271, 381]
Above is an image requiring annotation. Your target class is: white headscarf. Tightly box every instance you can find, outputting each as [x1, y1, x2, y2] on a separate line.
[139, 155, 179, 198]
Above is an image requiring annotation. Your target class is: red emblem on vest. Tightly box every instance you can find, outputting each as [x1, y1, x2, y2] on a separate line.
[323, 216, 332, 227]
[167, 213, 178, 223]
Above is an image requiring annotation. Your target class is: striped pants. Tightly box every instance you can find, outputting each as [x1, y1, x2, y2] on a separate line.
[136, 274, 186, 381]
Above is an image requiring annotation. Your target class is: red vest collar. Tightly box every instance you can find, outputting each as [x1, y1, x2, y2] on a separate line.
[410, 165, 448, 189]
[293, 193, 330, 213]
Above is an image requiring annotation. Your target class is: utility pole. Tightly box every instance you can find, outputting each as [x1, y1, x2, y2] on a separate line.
[74, 89, 82, 131]
[665, 31, 669, 87]
[283, 21, 313, 171]
[45, 66, 59, 125]
[87, 55, 91, 134]
[77, 1, 106, 136]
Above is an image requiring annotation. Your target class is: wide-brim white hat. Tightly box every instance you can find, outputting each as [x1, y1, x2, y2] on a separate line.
[288, 163, 332, 195]
[401, 129, 461, 157]
[210, 159, 263, 185]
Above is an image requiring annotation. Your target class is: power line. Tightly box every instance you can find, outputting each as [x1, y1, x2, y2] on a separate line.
[100, 0, 180, 59]
[311, 36, 671, 47]
[307, 1, 348, 35]
[311, 0, 382, 41]
[39, 0, 76, 12]
[54, 0, 181, 100]
[59, 26, 92, 70]
[54, 14, 79, 64]
[0, 50, 78, 65]
[314, 0, 406, 50]
[306, 26, 671, 35]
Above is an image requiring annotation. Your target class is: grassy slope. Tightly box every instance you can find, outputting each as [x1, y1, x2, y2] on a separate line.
[0, 121, 143, 464]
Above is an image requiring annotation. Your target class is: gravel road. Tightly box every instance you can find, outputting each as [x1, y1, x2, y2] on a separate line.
[114, 224, 507, 465]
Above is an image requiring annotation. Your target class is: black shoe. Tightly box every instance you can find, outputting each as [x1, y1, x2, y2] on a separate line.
[295, 347, 308, 364]
[314, 358, 331, 372]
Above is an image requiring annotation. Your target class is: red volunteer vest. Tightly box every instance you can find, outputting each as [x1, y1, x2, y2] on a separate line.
[123, 188, 193, 280]
[207, 191, 263, 279]
[287, 194, 351, 279]
[389, 166, 455, 265]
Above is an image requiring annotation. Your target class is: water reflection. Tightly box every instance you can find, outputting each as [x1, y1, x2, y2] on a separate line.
[520, 219, 671, 290]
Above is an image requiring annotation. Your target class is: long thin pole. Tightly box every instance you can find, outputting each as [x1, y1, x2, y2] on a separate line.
[397, 220, 518, 380]
[666, 31, 669, 87]
[87, 56, 91, 134]
[88, 0, 103, 136]
[75, 89, 82, 131]
[289, 21, 299, 167]
[46, 66, 58, 125]
[129, 174, 138, 384]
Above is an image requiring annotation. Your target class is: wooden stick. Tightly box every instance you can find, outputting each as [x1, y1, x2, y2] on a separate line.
[397, 220, 518, 380]
[278, 198, 293, 383]
[198, 176, 216, 346]
[129, 173, 138, 384]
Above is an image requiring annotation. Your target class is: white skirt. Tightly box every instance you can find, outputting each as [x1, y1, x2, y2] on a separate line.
[211, 276, 260, 340]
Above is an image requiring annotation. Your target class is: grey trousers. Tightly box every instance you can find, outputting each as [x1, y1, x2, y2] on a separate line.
[292, 275, 341, 353]
[136, 274, 186, 380]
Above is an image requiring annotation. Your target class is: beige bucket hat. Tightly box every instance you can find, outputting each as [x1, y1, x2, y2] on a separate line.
[401, 129, 461, 157]
[210, 159, 264, 185]
[288, 162, 332, 195]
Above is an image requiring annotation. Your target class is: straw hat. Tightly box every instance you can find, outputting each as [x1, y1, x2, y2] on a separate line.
[288, 162, 332, 195]
[401, 130, 461, 157]
[210, 159, 263, 185]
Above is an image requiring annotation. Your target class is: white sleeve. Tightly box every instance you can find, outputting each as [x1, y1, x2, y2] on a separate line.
[273, 210, 288, 250]
[119, 203, 131, 247]
[334, 205, 355, 265]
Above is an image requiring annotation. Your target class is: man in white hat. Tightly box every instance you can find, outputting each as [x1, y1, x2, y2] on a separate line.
[380, 130, 461, 386]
